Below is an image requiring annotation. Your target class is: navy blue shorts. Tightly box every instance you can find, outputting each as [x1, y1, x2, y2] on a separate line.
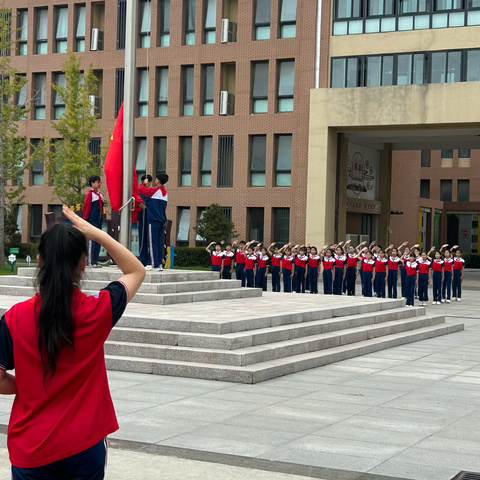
[12, 437, 107, 480]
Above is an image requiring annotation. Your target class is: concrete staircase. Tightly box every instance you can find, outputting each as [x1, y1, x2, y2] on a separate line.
[0, 268, 464, 384]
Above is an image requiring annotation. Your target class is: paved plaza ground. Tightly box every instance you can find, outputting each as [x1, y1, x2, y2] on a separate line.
[0, 272, 480, 479]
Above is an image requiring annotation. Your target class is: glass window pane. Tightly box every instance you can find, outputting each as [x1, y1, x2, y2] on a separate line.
[140, 1, 151, 33]
[449, 11, 465, 26]
[280, 0, 297, 22]
[183, 66, 194, 101]
[19, 10, 28, 39]
[442, 149, 453, 158]
[467, 50, 480, 81]
[459, 149, 470, 158]
[349, 19, 363, 33]
[382, 56, 394, 86]
[201, 136, 212, 171]
[160, 0, 170, 33]
[432, 12, 448, 27]
[203, 65, 214, 101]
[440, 180, 452, 201]
[400, 0, 417, 13]
[366, 56, 381, 86]
[253, 62, 268, 98]
[158, 67, 168, 101]
[467, 11, 480, 26]
[333, 21, 348, 35]
[136, 138, 147, 171]
[398, 16, 414, 30]
[34, 74, 46, 105]
[332, 58, 346, 88]
[76, 5, 86, 37]
[54, 73, 66, 105]
[365, 18, 380, 32]
[413, 54, 424, 84]
[36, 9, 48, 41]
[205, 0, 216, 28]
[397, 54, 412, 85]
[381, 17, 396, 31]
[181, 137, 192, 172]
[447, 51, 461, 83]
[336, 0, 352, 19]
[251, 135, 266, 172]
[185, 0, 195, 31]
[155, 137, 167, 173]
[431, 52, 447, 83]
[177, 208, 191, 242]
[346, 58, 358, 87]
[56, 7, 68, 39]
[138, 69, 149, 102]
[278, 60, 294, 96]
[255, 0, 271, 24]
[368, 0, 383, 16]
[276, 135, 292, 171]
[458, 180, 469, 202]
[414, 15, 430, 29]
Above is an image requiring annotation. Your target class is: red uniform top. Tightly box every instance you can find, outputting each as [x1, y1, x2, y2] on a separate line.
[223, 251, 234, 267]
[211, 251, 223, 266]
[362, 258, 375, 272]
[334, 254, 346, 269]
[322, 257, 335, 270]
[417, 258, 431, 274]
[245, 255, 256, 269]
[432, 259, 444, 272]
[271, 254, 282, 267]
[388, 256, 402, 271]
[453, 257, 465, 270]
[402, 254, 410, 266]
[308, 254, 320, 268]
[443, 258, 454, 272]
[405, 261, 418, 275]
[347, 254, 358, 267]
[235, 249, 246, 264]
[375, 258, 388, 273]
[256, 253, 269, 269]
[282, 255, 294, 271]
[295, 254, 308, 268]
[1, 282, 127, 468]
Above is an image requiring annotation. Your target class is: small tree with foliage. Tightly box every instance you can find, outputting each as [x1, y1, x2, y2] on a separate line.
[0, 5, 30, 268]
[46, 53, 101, 207]
[195, 204, 238, 244]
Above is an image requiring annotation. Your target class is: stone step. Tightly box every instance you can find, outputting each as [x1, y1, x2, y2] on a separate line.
[109, 306, 425, 349]
[105, 315, 445, 366]
[105, 321, 464, 383]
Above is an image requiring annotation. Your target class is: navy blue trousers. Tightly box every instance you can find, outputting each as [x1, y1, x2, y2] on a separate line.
[148, 222, 165, 269]
[236, 263, 245, 287]
[245, 268, 255, 287]
[222, 265, 232, 279]
[333, 267, 344, 295]
[388, 269, 398, 298]
[256, 267, 267, 291]
[375, 271, 386, 298]
[271, 266, 280, 292]
[87, 222, 102, 265]
[400, 266, 406, 297]
[323, 269, 333, 294]
[295, 265, 306, 293]
[453, 269, 462, 298]
[212, 264, 222, 279]
[405, 275, 416, 306]
[363, 271, 373, 297]
[432, 271, 442, 302]
[442, 270, 452, 300]
[418, 272, 429, 301]
[137, 217, 149, 266]
[308, 267, 318, 294]
[346, 266, 356, 296]
[12, 438, 107, 480]
[359, 268, 365, 295]
[283, 269, 293, 292]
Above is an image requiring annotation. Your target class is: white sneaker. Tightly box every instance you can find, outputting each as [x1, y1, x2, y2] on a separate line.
[155, 266, 163, 271]
[457, 298, 461, 302]
[432, 301, 436, 305]
[145, 265, 152, 271]
[454, 297, 457, 301]
[441, 299, 445, 303]
[446, 299, 451, 303]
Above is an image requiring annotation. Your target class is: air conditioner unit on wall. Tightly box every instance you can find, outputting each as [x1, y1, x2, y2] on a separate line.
[221, 19, 237, 43]
[90, 28, 104, 51]
[220, 91, 234, 115]
[88, 95, 102, 116]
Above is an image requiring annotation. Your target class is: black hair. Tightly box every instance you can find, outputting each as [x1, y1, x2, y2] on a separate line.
[35, 224, 88, 381]
[225, 243, 232, 247]
[156, 173, 169, 185]
[141, 174, 153, 182]
[239, 240, 246, 245]
[87, 175, 100, 186]
[215, 242, 222, 247]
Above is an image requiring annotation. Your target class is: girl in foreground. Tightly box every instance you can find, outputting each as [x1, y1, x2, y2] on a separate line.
[0, 205, 145, 479]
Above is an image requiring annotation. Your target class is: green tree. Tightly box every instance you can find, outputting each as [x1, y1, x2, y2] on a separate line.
[194, 204, 238, 244]
[0, 6, 29, 268]
[46, 53, 101, 207]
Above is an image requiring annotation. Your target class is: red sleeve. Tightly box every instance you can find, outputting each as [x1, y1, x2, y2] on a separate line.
[138, 185, 166, 198]
[83, 190, 92, 219]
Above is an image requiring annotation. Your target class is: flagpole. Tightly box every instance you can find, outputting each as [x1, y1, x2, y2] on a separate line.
[120, 0, 137, 248]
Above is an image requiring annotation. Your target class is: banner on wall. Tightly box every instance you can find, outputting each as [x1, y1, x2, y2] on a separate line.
[346, 143, 379, 201]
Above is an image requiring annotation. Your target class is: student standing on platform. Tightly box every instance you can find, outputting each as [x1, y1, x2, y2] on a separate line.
[282, 247, 295, 293]
[417, 251, 432, 306]
[307, 246, 320, 294]
[400, 246, 411, 298]
[255, 245, 270, 291]
[452, 248, 465, 301]
[269, 243, 283, 292]
[321, 246, 335, 295]
[374, 250, 388, 298]
[83, 176, 104, 268]
[442, 248, 455, 303]
[222, 243, 235, 279]
[244, 244, 257, 288]
[358, 249, 375, 297]
[404, 252, 418, 307]
[431, 251, 444, 305]
[333, 246, 346, 295]
[233, 241, 247, 287]
[206, 242, 224, 278]
[0, 206, 145, 480]
[136, 174, 152, 267]
[345, 244, 359, 296]
[386, 246, 402, 299]
[294, 246, 308, 294]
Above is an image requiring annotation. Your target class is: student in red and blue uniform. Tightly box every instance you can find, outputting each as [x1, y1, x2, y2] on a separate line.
[138, 173, 169, 271]
[136, 174, 152, 266]
[452, 248, 465, 301]
[400, 246, 411, 298]
[359, 250, 375, 297]
[333, 246, 346, 295]
[206, 242, 224, 278]
[269, 243, 283, 292]
[374, 250, 388, 298]
[255, 245, 270, 291]
[431, 251, 444, 305]
[233, 241, 247, 287]
[442, 248, 454, 303]
[0, 206, 145, 480]
[386, 247, 402, 299]
[404, 252, 418, 306]
[222, 244, 235, 280]
[294, 246, 308, 294]
[345, 245, 359, 296]
[417, 251, 431, 306]
[308, 246, 320, 294]
[244, 245, 257, 288]
[83, 176, 104, 267]
[321, 247, 335, 295]
[282, 247, 294, 293]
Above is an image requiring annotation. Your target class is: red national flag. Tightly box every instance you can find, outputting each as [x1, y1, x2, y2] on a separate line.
[104, 103, 139, 221]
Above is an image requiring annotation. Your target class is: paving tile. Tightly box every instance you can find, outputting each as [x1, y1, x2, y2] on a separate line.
[368, 459, 461, 480]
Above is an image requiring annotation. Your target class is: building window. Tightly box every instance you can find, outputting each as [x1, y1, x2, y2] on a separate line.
[138, 68, 149, 117]
[75, 5, 86, 52]
[273, 208, 290, 243]
[203, 64, 214, 116]
[218, 135, 234, 187]
[55, 6, 68, 53]
[16, 74, 26, 119]
[275, 134, 292, 187]
[17, 9, 28, 55]
[441, 149, 453, 158]
[250, 135, 266, 186]
[200, 136, 212, 186]
[204, 0, 216, 44]
[420, 179, 430, 199]
[35, 8, 48, 54]
[279, 0, 296, 38]
[440, 179, 452, 201]
[117, 0, 127, 50]
[33, 73, 46, 120]
[159, 0, 170, 46]
[135, 138, 147, 183]
[31, 139, 44, 185]
[89, 137, 102, 167]
[157, 67, 168, 116]
[180, 137, 192, 186]
[458, 149, 471, 158]
[115, 68, 125, 118]
[254, 0, 271, 40]
[458, 179, 470, 202]
[30, 205, 43, 242]
[252, 61, 268, 113]
[182, 65, 194, 116]
[184, 0, 196, 45]
[248, 208, 264, 243]
[13, 205, 22, 234]
[53, 73, 66, 119]
[140, 0, 151, 48]
[155, 137, 167, 173]
[467, 50, 480, 82]
[177, 207, 191, 246]
[421, 150, 431, 167]
[277, 60, 294, 112]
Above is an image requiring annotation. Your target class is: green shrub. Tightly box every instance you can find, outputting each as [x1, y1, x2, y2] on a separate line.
[462, 253, 480, 269]
[4, 243, 39, 259]
[173, 247, 211, 268]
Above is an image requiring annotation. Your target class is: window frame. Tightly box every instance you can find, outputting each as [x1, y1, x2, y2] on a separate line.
[254, 0, 271, 40]
[75, 4, 86, 52]
[277, 59, 295, 112]
[35, 8, 48, 55]
[137, 67, 149, 117]
[55, 6, 68, 54]
[17, 9, 28, 55]
[157, 66, 169, 117]
[180, 136, 193, 186]
[199, 136, 212, 186]
[250, 134, 267, 187]
[275, 134, 292, 187]
[252, 61, 269, 113]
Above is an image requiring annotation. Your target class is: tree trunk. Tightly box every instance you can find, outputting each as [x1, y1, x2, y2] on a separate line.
[0, 103, 5, 269]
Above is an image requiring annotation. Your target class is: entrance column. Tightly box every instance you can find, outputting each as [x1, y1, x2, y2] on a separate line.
[377, 144, 392, 248]
[336, 133, 349, 242]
